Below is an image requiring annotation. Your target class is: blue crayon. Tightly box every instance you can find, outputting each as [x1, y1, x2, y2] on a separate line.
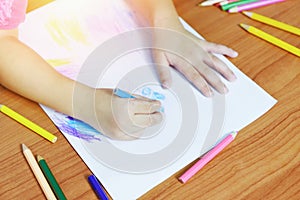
[88, 175, 109, 200]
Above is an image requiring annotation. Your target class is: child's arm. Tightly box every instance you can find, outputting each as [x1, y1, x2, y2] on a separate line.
[126, 0, 238, 97]
[0, 30, 74, 116]
[0, 31, 162, 140]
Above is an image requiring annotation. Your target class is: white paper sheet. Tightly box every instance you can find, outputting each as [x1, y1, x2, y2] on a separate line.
[19, 0, 277, 199]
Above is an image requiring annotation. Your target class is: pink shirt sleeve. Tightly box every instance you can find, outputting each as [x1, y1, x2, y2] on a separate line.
[0, 0, 28, 29]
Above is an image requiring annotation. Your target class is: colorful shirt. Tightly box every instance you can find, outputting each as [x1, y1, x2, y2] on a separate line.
[0, 0, 27, 29]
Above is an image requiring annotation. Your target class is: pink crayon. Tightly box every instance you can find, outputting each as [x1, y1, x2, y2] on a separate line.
[179, 131, 238, 183]
[228, 0, 285, 13]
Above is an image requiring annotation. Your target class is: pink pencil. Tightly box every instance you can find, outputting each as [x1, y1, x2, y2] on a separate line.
[228, 0, 285, 13]
[179, 131, 238, 183]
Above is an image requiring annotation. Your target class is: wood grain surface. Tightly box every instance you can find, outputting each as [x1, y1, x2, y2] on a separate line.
[0, 0, 299, 199]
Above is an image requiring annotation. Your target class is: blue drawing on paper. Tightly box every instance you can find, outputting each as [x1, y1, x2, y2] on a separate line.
[141, 87, 151, 96]
[141, 87, 165, 101]
[140, 87, 165, 112]
[52, 113, 101, 142]
[153, 91, 165, 101]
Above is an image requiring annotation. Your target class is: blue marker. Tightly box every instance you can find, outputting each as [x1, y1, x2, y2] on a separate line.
[88, 175, 109, 200]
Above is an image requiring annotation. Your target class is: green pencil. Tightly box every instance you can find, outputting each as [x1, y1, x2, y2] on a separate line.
[37, 155, 67, 200]
[221, 0, 259, 10]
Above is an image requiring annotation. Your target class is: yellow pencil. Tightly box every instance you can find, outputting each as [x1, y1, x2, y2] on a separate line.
[22, 144, 57, 200]
[0, 104, 57, 143]
[243, 11, 300, 36]
[240, 24, 300, 57]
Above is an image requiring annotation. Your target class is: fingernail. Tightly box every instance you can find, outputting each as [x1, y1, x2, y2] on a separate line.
[226, 70, 237, 82]
[223, 85, 229, 93]
[203, 88, 213, 97]
[230, 71, 237, 81]
[162, 81, 170, 89]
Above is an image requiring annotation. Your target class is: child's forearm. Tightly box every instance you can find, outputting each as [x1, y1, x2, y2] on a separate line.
[126, 0, 182, 28]
[0, 35, 75, 116]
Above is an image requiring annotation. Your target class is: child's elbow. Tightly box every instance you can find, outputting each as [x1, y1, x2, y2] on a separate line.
[0, 29, 18, 40]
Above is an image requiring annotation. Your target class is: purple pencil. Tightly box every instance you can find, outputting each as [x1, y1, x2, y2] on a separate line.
[228, 0, 285, 13]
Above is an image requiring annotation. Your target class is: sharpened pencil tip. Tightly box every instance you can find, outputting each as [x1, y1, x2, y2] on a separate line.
[240, 23, 250, 30]
[178, 177, 185, 184]
[52, 137, 58, 143]
[37, 155, 44, 161]
[22, 143, 28, 151]
[242, 11, 252, 17]
[231, 131, 238, 139]
[228, 7, 238, 13]
[199, 0, 220, 6]
[199, 2, 211, 6]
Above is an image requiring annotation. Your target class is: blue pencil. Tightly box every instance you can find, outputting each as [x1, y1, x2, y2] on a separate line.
[114, 88, 164, 112]
[88, 175, 109, 200]
[113, 88, 135, 98]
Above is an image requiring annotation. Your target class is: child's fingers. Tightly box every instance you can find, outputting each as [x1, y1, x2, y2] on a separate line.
[189, 54, 229, 94]
[197, 65, 228, 94]
[131, 94, 152, 101]
[132, 112, 163, 128]
[167, 36, 234, 95]
[129, 98, 162, 114]
[200, 41, 238, 58]
[107, 129, 142, 141]
[204, 54, 237, 82]
[171, 58, 213, 97]
[185, 31, 238, 58]
[152, 50, 172, 88]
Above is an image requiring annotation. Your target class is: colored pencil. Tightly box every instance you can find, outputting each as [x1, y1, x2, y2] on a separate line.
[240, 24, 300, 57]
[222, 0, 259, 11]
[114, 88, 164, 113]
[37, 155, 67, 200]
[228, 0, 285, 13]
[88, 175, 109, 200]
[0, 104, 57, 143]
[215, 0, 237, 7]
[22, 144, 57, 200]
[179, 131, 238, 183]
[219, 0, 240, 6]
[243, 11, 300, 36]
[113, 88, 135, 98]
[199, 0, 225, 6]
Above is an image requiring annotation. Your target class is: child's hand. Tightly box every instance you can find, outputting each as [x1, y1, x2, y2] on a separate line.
[152, 24, 238, 97]
[76, 88, 163, 140]
[126, 0, 238, 97]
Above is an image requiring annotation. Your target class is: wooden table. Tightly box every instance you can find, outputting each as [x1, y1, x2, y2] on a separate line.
[1, 0, 299, 199]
